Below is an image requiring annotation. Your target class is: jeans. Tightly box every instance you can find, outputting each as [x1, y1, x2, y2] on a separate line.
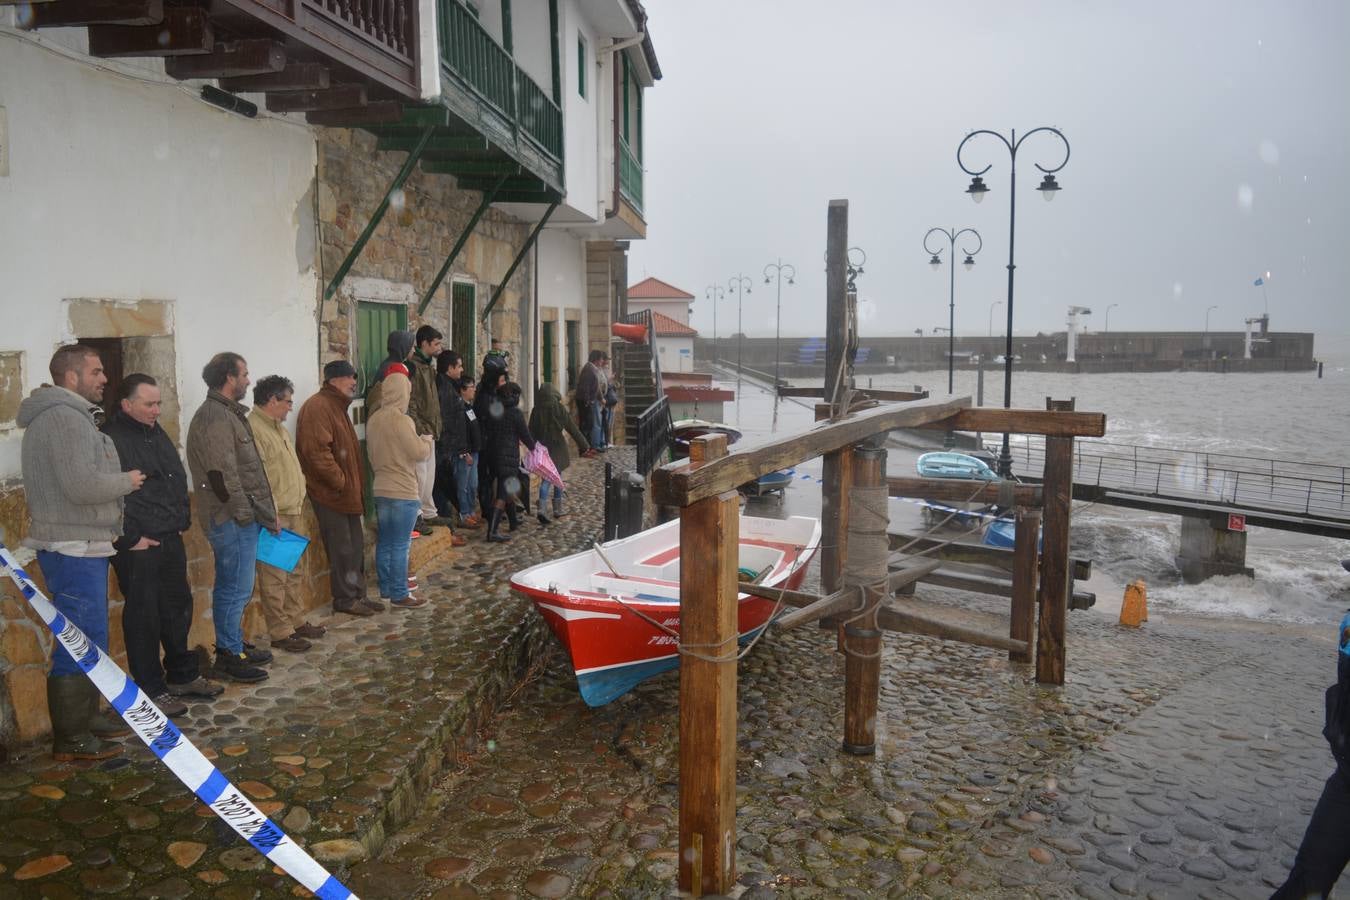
[36, 552, 110, 678]
[206, 519, 259, 655]
[111, 533, 197, 695]
[375, 497, 419, 600]
[588, 401, 604, 449]
[539, 480, 563, 510]
[453, 453, 478, 517]
[601, 405, 613, 449]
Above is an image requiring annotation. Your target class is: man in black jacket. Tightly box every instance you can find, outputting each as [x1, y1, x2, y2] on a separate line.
[103, 374, 223, 715]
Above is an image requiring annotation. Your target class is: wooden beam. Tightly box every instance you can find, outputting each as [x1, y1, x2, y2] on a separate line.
[219, 63, 329, 93]
[455, 175, 548, 193]
[87, 6, 211, 57]
[265, 85, 366, 113]
[861, 388, 930, 402]
[654, 396, 972, 507]
[843, 441, 886, 756]
[887, 476, 1042, 506]
[396, 105, 452, 128]
[879, 604, 1028, 655]
[306, 102, 403, 127]
[774, 560, 942, 631]
[678, 434, 738, 895]
[915, 407, 1106, 438]
[1010, 509, 1040, 664]
[377, 134, 488, 153]
[163, 39, 283, 79]
[24, 0, 162, 28]
[1036, 399, 1076, 684]
[889, 534, 1091, 581]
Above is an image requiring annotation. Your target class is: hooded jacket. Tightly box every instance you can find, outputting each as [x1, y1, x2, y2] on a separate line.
[185, 390, 278, 531]
[363, 330, 415, 416]
[101, 409, 190, 549]
[295, 383, 364, 515]
[528, 384, 589, 471]
[366, 372, 430, 501]
[18, 386, 133, 543]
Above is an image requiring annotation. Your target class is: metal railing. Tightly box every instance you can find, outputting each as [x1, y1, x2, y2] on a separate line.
[636, 395, 672, 476]
[437, 0, 563, 161]
[1003, 437, 1350, 520]
[619, 137, 643, 212]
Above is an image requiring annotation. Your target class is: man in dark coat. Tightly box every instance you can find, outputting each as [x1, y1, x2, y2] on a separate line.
[104, 374, 223, 716]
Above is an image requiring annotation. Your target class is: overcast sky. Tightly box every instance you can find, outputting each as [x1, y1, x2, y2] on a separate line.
[627, 0, 1350, 341]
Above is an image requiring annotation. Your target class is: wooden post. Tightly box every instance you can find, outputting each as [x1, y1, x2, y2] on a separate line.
[842, 438, 886, 755]
[1009, 507, 1040, 664]
[821, 199, 851, 600]
[678, 434, 739, 895]
[1035, 399, 1075, 684]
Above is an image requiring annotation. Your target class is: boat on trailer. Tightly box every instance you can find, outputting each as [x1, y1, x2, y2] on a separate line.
[510, 515, 821, 706]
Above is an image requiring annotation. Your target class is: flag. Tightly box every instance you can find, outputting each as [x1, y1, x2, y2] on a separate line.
[1254, 277, 1265, 286]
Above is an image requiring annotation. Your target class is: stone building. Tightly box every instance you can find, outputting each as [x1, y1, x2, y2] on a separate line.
[0, 0, 660, 751]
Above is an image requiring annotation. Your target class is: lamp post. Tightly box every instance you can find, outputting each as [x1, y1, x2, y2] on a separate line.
[1105, 303, 1118, 333]
[705, 284, 725, 367]
[988, 300, 1002, 337]
[958, 126, 1071, 476]
[924, 227, 982, 395]
[728, 274, 753, 382]
[764, 259, 796, 390]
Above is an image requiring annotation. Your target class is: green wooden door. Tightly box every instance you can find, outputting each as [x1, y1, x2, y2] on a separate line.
[541, 320, 555, 384]
[452, 282, 476, 370]
[356, 302, 407, 517]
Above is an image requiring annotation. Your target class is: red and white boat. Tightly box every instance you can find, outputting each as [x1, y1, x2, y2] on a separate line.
[510, 515, 821, 706]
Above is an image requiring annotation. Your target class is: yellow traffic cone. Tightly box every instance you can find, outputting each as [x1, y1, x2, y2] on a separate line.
[1119, 580, 1148, 627]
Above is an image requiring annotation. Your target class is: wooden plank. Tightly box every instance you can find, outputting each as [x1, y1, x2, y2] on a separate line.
[307, 102, 404, 127]
[163, 39, 283, 79]
[888, 533, 1091, 581]
[678, 434, 738, 895]
[774, 559, 941, 630]
[861, 388, 929, 402]
[219, 63, 330, 93]
[825, 199, 849, 407]
[915, 407, 1106, 438]
[87, 6, 211, 57]
[1010, 508, 1040, 664]
[1036, 399, 1076, 684]
[653, 396, 972, 507]
[264, 85, 366, 113]
[887, 476, 1042, 506]
[778, 386, 825, 398]
[878, 605, 1028, 655]
[24, 0, 162, 28]
[842, 442, 886, 755]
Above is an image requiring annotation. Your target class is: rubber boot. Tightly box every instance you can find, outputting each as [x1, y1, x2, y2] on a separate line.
[552, 494, 565, 519]
[49, 675, 122, 761]
[506, 502, 522, 532]
[486, 507, 510, 543]
[89, 696, 131, 739]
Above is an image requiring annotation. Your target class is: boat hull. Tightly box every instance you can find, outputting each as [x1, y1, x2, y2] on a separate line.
[511, 515, 820, 706]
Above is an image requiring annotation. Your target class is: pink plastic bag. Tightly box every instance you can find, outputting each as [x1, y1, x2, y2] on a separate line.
[522, 443, 564, 490]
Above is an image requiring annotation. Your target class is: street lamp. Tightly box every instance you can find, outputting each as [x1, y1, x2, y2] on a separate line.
[764, 259, 796, 390]
[1105, 303, 1119, 333]
[988, 300, 1002, 337]
[924, 227, 982, 394]
[958, 125, 1071, 476]
[705, 284, 725, 366]
[728, 274, 753, 380]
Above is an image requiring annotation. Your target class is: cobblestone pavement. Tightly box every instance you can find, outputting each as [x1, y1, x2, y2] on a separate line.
[353, 581, 1348, 899]
[0, 453, 613, 899]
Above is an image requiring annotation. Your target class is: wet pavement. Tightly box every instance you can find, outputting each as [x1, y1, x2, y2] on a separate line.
[2, 394, 1348, 897]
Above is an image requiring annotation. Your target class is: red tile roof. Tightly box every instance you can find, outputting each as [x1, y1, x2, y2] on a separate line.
[652, 311, 698, 337]
[628, 276, 695, 300]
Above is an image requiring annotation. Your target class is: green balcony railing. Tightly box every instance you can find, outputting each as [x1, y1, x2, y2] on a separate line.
[438, 0, 563, 163]
[619, 137, 643, 213]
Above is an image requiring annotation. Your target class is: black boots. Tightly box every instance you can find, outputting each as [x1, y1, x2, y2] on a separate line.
[537, 512, 551, 526]
[506, 504, 522, 532]
[48, 675, 122, 761]
[486, 507, 510, 543]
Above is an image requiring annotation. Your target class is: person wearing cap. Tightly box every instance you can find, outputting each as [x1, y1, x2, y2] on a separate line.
[296, 360, 376, 617]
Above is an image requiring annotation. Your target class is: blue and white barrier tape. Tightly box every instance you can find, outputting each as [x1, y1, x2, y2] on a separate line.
[0, 543, 356, 900]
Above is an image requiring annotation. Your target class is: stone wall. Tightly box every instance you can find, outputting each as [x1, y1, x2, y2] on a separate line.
[314, 128, 533, 371]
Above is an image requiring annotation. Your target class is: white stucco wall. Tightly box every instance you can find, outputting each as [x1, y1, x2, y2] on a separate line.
[656, 336, 693, 373]
[536, 230, 586, 388]
[512, 1, 554, 99]
[0, 35, 319, 479]
[560, 1, 601, 222]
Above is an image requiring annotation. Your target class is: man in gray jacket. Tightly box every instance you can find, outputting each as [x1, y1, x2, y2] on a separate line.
[20, 344, 145, 760]
[186, 352, 278, 684]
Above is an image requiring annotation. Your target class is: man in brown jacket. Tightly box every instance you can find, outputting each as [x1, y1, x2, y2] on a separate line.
[409, 326, 444, 533]
[186, 352, 277, 684]
[296, 360, 376, 617]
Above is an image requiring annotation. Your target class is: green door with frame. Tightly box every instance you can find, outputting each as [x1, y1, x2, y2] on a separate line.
[452, 282, 476, 372]
[356, 301, 408, 517]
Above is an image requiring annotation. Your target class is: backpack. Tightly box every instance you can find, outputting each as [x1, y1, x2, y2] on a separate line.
[1323, 610, 1350, 770]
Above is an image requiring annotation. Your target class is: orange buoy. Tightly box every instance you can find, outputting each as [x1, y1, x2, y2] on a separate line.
[1119, 580, 1148, 627]
[611, 321, 648, 344]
